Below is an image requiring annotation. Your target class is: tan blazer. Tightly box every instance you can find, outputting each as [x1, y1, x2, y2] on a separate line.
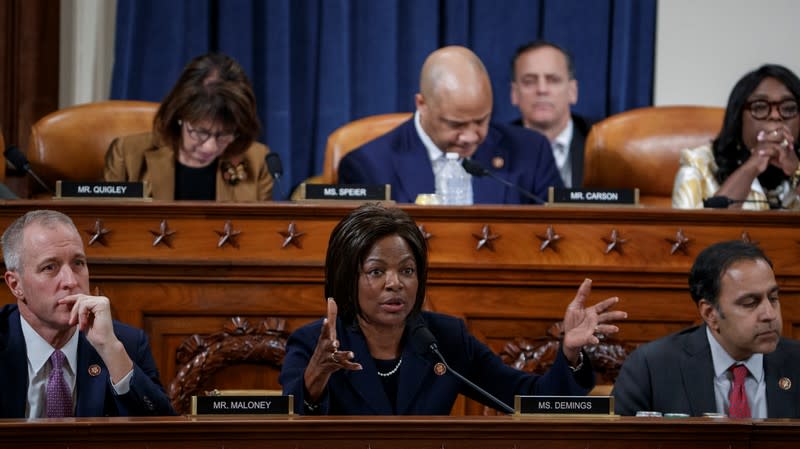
[104, 132, 274, 201]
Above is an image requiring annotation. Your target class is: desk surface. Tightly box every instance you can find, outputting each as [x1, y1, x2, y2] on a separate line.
[1, 415, 797, 449]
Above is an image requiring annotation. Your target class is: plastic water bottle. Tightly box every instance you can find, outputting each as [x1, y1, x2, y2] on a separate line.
[435, 152, 473, 205]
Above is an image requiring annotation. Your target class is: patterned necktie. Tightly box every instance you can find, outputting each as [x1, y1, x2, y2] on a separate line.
[46, 350, 73, 418]
[728, 364, 751, 418]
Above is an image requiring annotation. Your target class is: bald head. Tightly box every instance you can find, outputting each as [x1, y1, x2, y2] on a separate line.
[419, 46, 492, 104]
[416, 46, 493, 158]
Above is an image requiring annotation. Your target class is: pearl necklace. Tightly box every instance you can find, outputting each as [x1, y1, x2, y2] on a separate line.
[376, 357, 403, 377]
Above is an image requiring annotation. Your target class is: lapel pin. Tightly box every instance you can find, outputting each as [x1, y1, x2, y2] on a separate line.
[779, 377, 792, 390]
[433, 362, 446, 376]
[491, 156, 505, 169]
[88, 364, 102, 377]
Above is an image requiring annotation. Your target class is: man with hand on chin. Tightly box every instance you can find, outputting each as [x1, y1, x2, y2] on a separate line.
[613, 240, 800, 417]
[0, 210, 174, 418]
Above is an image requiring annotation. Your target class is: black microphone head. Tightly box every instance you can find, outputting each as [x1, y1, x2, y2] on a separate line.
[265, 153, 283, 179]
[408, 315, 438, 355]
[703, 196, 732, 208]
[4, 146, 30, 171]
[461, 158, 489, 177]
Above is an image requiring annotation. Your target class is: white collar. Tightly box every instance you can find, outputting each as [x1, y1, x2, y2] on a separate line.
[414, 111, 447, 163]
[552, 118, 574, 151]
[20, 313, 79, 377]
[705, 325, 763, 381]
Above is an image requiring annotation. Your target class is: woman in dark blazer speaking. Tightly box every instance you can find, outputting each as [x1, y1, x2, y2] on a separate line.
[280, 204, 626, 415]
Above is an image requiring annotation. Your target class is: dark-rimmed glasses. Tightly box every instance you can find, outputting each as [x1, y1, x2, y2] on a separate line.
[182, 121, 237, 145]
[745, 99, 799, 120]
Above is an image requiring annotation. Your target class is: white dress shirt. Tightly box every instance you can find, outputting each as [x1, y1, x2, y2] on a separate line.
[414, 111, 473, 202]
[706, 326, 767, 418]
[551, 119, 574, 188]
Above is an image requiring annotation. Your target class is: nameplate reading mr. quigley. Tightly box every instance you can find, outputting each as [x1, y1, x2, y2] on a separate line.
[515, 395, 613, 416]
[57, 181, 146, 199]
[192, 395, 293, 416]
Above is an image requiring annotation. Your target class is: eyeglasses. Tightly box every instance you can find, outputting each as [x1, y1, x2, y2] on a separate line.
[181, 121, 237, 145]
[745, 99, 799, 120]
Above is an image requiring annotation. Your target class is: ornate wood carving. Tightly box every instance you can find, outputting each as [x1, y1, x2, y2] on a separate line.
[84, 219, 111, 246]
[484, 322, 637, 415]
[602, 229, 627, 254]
[666, 228, 691, 255]
[278, 221, 305, 249]
[214, 220, 241, 248]
[535, 225, 561, 252]
[149, 219, 176, 248]
[472, 224, 500, 251]
[168, 317, 289, 414]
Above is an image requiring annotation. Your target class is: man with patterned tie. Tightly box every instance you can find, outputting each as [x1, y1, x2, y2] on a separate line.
[0, 210, 175, 418]
[613, 240, 800, 417]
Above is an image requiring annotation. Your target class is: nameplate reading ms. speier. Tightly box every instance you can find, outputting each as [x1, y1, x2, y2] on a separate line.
[56, 181, 146, 199]
[192, 395, 293, 415]
[548, 188, 638, 206]
[515, 395, 614, 415]
[303, 183, 390, 201]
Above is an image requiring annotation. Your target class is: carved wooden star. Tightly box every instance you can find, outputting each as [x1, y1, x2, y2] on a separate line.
[535, 225, 561, 252]
[601, 229, 627, 255]
[472, 224, 500, 251]
[666, 228, 691, 255]
[84, 219, 111, 246]
[740, 231, 759, 245]
[214, 220, 241, 248]
[149, 219, 176, 248]
[279, 221, 305, 249]
[417, 225, 433, 241]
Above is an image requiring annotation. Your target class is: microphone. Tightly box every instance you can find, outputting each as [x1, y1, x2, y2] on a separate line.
[703, 196, 775, 209]
[4, 146, 52, 194]
[461, 158, 545, 205]
[265, 153, 286, 199]
[409, 316, 515, 414]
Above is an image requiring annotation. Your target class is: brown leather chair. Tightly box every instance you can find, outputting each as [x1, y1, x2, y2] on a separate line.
[27, 100, 159, 193]
[292, 112, 412, 199]
[583, 106, 725, 207]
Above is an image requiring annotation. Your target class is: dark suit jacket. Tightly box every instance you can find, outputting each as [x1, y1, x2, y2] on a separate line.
[280, 311, 594, 415]
[612, 324, 800, 417]
[338, 119, 563, 204]
[0, 304, 175, 418]
[511, 113, 594, 188]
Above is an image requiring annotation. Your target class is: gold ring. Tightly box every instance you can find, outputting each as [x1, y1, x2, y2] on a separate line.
[781, 138, 790, 148]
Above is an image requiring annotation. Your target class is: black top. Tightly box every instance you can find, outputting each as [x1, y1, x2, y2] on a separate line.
[375, 357, 401, 413]
[175, 161, 217, 200]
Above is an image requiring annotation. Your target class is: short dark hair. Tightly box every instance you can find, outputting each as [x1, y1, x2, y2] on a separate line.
[688, 240, 772, 307]
[511, 40, 575, 81]
[324, 203, 428, 327]
[714, 64, 800, 187]
[153, 53, 261, 159]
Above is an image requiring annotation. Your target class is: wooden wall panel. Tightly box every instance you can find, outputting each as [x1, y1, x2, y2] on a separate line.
[1, 201, 799, 414]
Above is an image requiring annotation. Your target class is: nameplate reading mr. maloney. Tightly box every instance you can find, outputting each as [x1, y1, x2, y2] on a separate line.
[515, 395, 613, 415]
[193, 395, 292, 415]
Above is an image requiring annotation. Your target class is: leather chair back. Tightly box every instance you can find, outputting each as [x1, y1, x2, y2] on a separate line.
[322, 112, 412, 183]
[27, 100, 159, 192]
[583, 106, 725, 207]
